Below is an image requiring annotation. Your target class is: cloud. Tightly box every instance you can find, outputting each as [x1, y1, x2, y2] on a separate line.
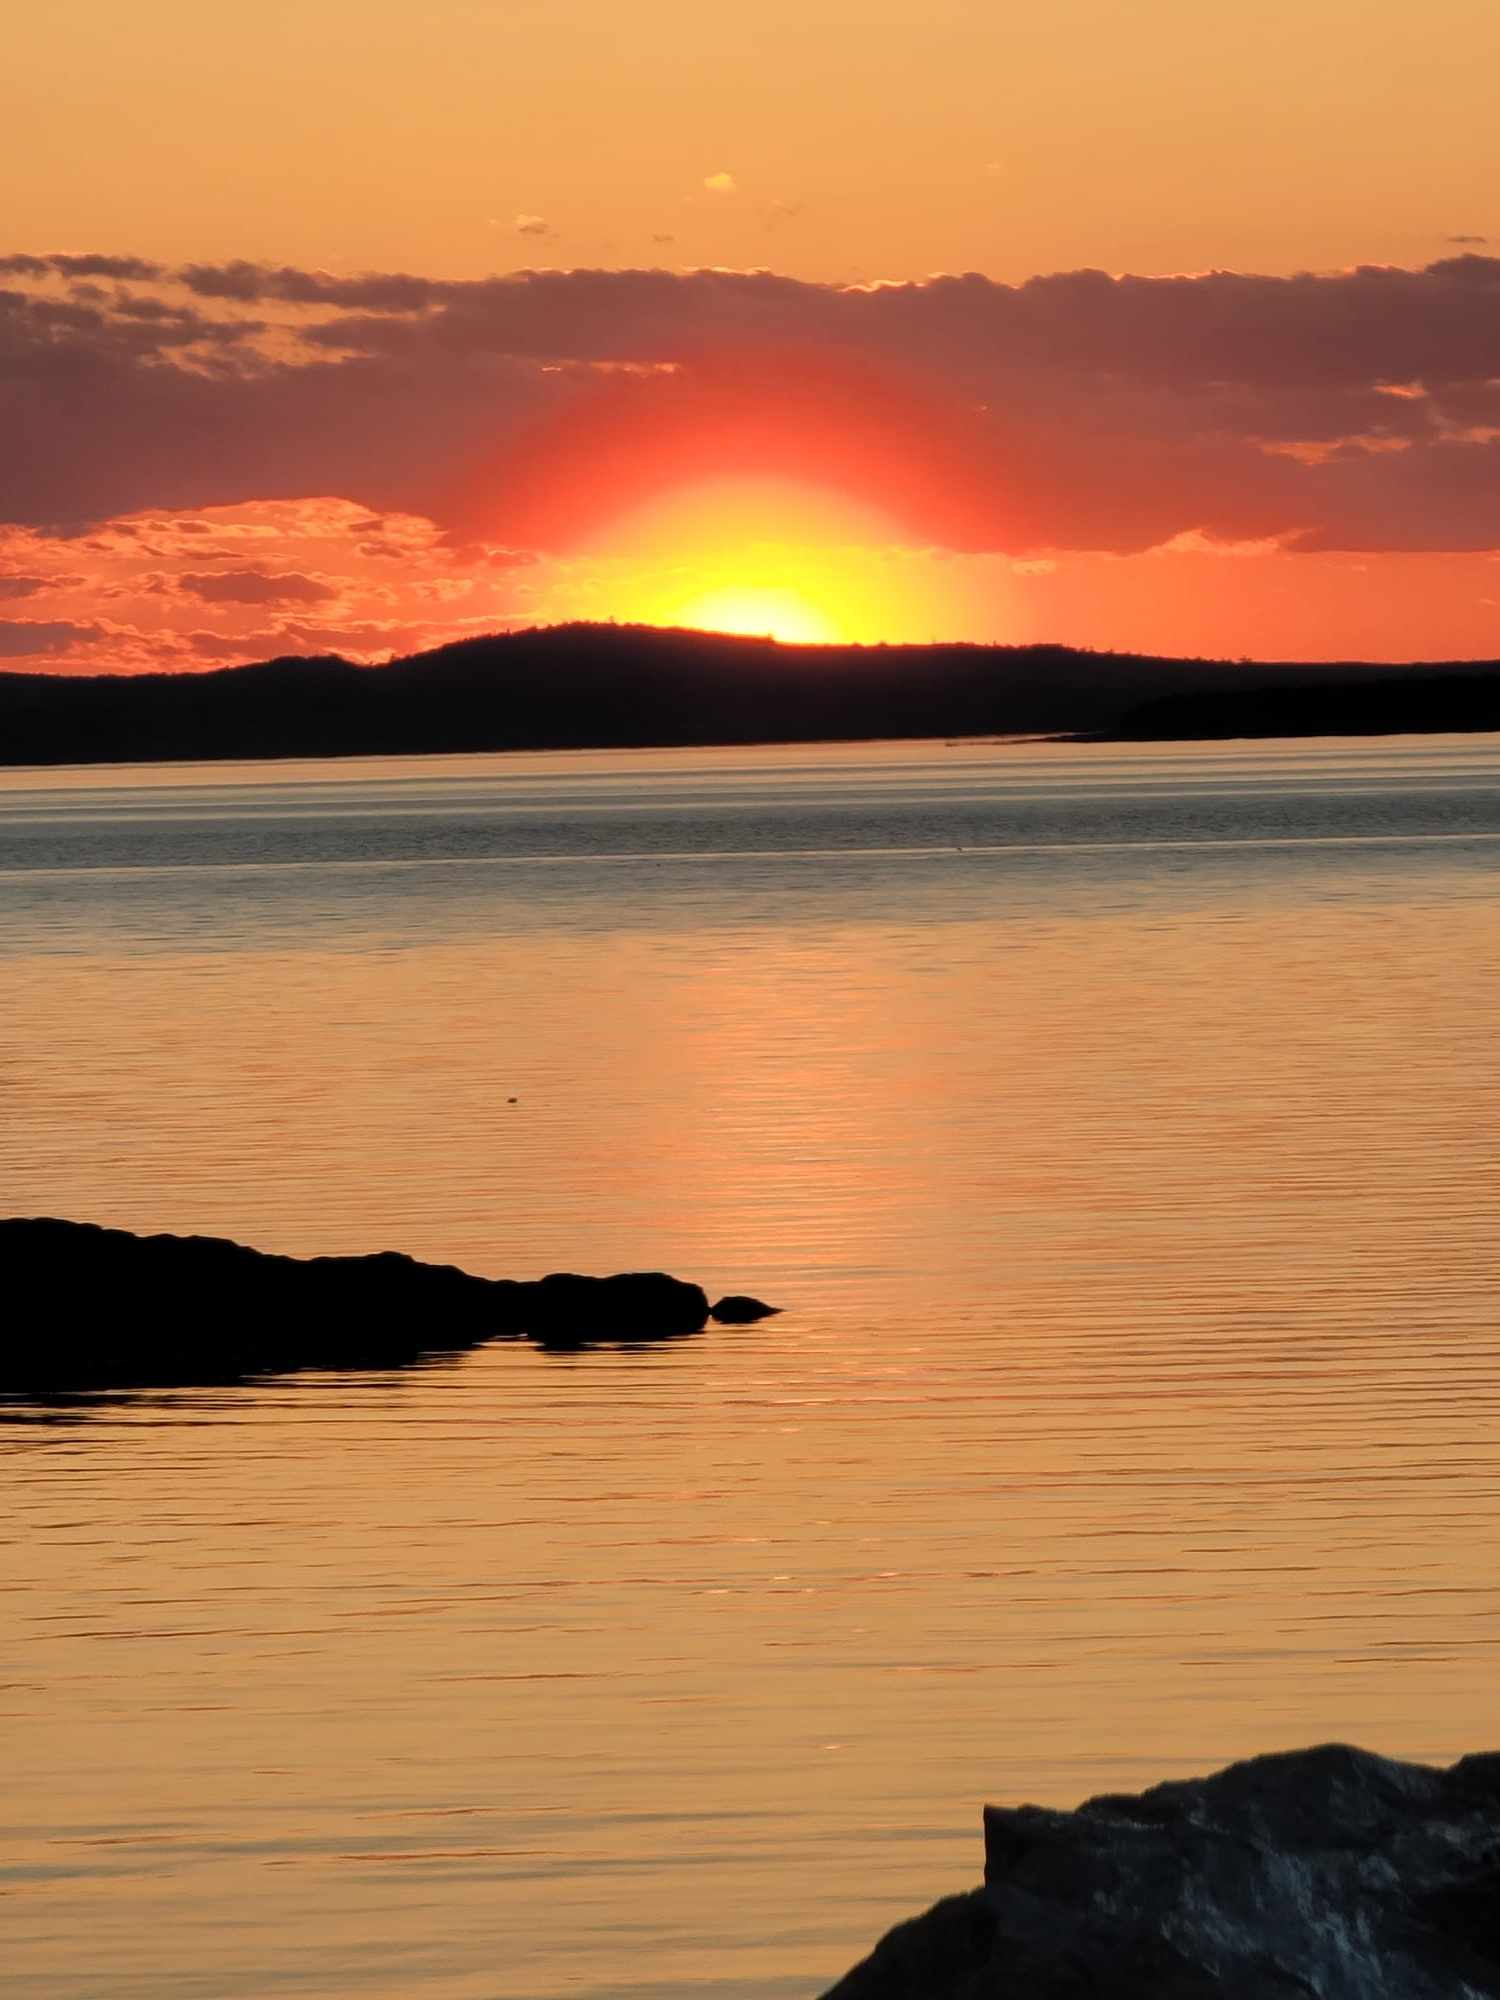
[3, 250, 1500, 559]
[177, 260, 442, 310]
[703, 172, 737, 194]
[0, 498, 546, 673]
[0, 618, 102, 657]
[0, 574, 51, 599]
[172, 568, 341, 605]
[1448, 234, 1488, 245]
[448, 544, 539, 569]
[1150, 529, 1285, 558]
[514, 215, 554, 238]
[0, 252, 164, 280]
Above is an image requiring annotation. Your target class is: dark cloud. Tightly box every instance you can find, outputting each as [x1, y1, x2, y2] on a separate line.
[0, 252, 163, 280]
[177, 261, 446, 312]
[252, 257, 1500, 391]
[0, 575, 50, 599]
[1448, 234, 1488, 246]
[0, 618, 101, 657]
[0, 286, 261, 365]
[3, 252, 1500, 554]
[172, 569, 341, 605]
[51, 253, 164, 280]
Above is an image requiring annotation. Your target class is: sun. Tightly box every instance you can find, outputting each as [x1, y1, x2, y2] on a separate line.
[582, 478, 903, 644]
[527, 475, 1006, 643]
[663, 585, 841, 645]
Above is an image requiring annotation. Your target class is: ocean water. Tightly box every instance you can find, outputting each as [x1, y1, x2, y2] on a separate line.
[3, 732, 1499, 1999]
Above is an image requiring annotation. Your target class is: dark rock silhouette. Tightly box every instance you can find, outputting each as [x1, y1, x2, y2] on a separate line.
[4, 622, 1500, 768]
[522, 1271, 710, 1348]
[709, 1294, 781, 1323]
[0, 1218, 737, 1391]
[823, 1744, 1500, 1998]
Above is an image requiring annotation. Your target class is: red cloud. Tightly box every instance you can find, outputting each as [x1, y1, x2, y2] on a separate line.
[0, 618, 103, 656]
[171, 569, 340, 605]
[2, 254, 1499, 555]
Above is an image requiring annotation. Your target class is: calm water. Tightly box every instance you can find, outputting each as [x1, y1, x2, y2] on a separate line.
[3, 734, 1500, 1999]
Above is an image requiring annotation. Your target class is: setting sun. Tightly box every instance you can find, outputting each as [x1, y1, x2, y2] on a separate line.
[529, 477, 999, 644]
[598, 479, 898, 645]
[664, 586, 840, 644]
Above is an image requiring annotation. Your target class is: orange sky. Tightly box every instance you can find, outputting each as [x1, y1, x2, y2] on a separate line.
[9, 0, 1496, 282]
[3, 1, 1500, 667]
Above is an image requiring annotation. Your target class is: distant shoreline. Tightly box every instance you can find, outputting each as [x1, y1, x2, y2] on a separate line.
[1069, 670, 1500, 744]
[3, 623, 1499, 770]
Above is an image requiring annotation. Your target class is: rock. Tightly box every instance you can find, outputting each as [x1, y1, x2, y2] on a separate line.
[0, 1219, 725, 1391]
[822, 1744, 1500, 1998]
[709, 1294, 781, 1323]
[524, 1270, 711, 1347]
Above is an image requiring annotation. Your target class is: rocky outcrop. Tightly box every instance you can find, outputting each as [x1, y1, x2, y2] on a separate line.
[522, 1271, 711, 1347]
[709, 1294, 781, 1323]
[0, 1217, 734, 1391]
[823, 1744, 1500, 1998]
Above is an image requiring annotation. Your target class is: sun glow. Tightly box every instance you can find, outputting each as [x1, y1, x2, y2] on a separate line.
[545, 477, 980, 645]
[664, 586, 841, 645]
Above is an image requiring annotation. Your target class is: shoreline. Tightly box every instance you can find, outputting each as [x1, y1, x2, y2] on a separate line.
[4, 625, 1499, 772]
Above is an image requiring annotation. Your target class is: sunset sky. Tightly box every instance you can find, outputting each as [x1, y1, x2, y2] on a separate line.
[6, 0, 1500, 668]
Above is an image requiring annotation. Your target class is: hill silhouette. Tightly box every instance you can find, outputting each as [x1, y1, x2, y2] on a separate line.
[2, 623, 1499, 767]
[1110, 673, 1500, 740]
